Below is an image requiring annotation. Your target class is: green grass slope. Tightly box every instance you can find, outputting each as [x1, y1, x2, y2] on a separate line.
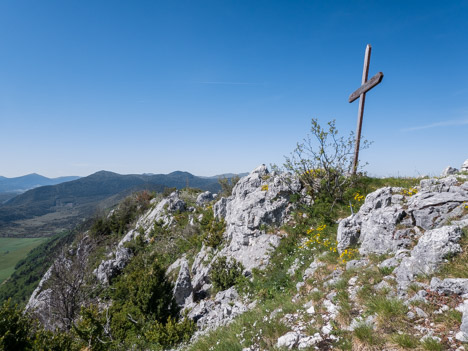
[0, 237, 47, 284]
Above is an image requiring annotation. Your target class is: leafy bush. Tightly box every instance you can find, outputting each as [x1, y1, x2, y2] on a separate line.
[90, 191, 153, 238]
[109, 257, 180, 341]
[145, 315, 196, 348]
[284, 118, 370, 210]
[72, 305, 110, 351]
[210, 256, 244, 292]
[199, 208, 225, 248]
[0, 299, 33, 350]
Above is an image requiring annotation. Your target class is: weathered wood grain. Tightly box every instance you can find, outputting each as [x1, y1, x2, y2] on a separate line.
[348, 71, 384, 103]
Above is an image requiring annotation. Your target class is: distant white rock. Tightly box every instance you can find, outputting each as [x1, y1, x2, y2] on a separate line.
[441, 166, 458, 177]
[462, 159, 468, 173]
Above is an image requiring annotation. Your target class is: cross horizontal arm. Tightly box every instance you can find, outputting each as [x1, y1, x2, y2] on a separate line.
[348, 72, 384, 103]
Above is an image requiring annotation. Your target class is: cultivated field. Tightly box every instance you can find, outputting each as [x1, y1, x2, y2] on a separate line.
[0, 237, 47, 284]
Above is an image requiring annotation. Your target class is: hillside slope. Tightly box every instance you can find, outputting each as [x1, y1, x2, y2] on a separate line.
[3, 160, 468, 350]
[0, 170, 224, 237]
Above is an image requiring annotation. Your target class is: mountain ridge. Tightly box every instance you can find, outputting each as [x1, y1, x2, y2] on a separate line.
[0, 170, 244, 238]
[0, 173, 80, 193]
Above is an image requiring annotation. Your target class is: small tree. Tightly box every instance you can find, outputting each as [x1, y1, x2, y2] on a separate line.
[284, 118, 370, 209]
[218, 176, 240, 197]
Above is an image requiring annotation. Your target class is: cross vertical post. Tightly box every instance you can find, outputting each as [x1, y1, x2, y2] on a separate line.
[349, 44, 383, 175]
[352, 44, 371, 175]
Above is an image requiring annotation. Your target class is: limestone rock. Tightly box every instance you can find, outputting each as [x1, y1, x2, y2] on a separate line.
[441, 166, 459, 177]
[302, 259, 325, 281]
[277, 332, 299, 349]
[456, 300, 468, 342]
[462, 159, 468, 173]
[407, 185, 468, 229]
[94, 191, 187, 284]
[430, 277, 468, 296]
[186, 287, 250, 331]
[173, 259, 192, 306]
[94, 246, 133, 284]
[214, 164, 301, 273]
[337, 187, 409, 254]
[137, 191, 186, 231]
[191, 245, 213, 295]
[196, 191, 215, 206]
[395, 225, 463, 286]
[338, 179, 468, 255]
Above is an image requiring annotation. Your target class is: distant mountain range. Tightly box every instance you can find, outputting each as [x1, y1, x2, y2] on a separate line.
[0, 173, 80, 194]
[0, 170, 237, 238]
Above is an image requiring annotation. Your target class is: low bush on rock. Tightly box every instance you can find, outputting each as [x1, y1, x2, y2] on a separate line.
[284, 118, 371, 212]
[199, 207, 225, 248]
[210, 256, 244, 292]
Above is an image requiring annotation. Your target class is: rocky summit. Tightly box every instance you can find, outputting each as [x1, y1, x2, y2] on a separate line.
[17, 160, 468, 350]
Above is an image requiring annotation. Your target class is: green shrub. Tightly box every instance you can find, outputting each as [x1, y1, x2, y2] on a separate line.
[90, 191, 153, 238]
[0, 299, 33, 350]
[200, 209, 225, 248]
[72, 305, 110, 351]
[145, 315, 196, 348]
[210, 256, 244, 292]
[284, 118, 371, 210]
[110, 258, 180, 341]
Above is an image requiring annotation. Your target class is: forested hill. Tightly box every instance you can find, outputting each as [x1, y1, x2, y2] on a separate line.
[0, 170, 225, 237]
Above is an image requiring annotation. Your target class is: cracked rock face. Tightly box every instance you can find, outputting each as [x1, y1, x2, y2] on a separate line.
[173, 258, 193, 306]
[337, 187, 409, 254]
[213, 164, 301, 272]
[394, 225, 463, 285]
[185, 287, 252, 332]
[337, 177, 468, 255]
[430, 277, 468, 296]
[181, 165, 301, 330]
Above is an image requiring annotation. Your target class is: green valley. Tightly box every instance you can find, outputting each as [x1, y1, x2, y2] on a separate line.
[0, 237, 47, 284]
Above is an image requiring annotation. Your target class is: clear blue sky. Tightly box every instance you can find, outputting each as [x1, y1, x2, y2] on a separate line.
[1, 1, 467, 178]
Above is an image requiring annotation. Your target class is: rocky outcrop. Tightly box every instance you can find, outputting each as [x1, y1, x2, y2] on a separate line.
[394, 225, 463, 286]
[337, 187, 409, 254]
[337, 176, 468, 255]
[186, 287, 254, 332]
[173, 259, 193, 306]
[137, 191, 186, 229]
[94, 191, 187, 284]
[462, 159, 468, 173]
[196, 191, 215, 206]
[430, 277, 468, 296]
[26, 235, 92, 330]
[441, 166, 458, 177]
[213, 164, 301, 272]
[179, 165, 301, 331]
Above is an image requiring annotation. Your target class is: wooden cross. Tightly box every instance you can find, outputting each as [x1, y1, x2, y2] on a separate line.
[349, 44, 384, 175]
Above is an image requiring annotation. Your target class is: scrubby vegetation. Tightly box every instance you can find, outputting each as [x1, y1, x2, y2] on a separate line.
[210, 256, 244, 292]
